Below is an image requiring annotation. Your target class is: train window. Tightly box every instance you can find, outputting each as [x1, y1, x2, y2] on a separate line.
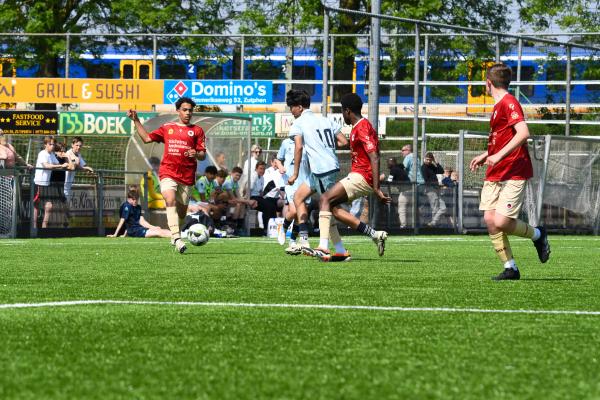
[122, 64, 134, 79]
[511, 65, 535, 97]
[85, 63, 115, 78]
[1, 60, 15, 77]
[469, 63, 487, 97]
[139, 64, 150, 79]
[546, 63, 576, 81]
[159, 63, 187, 79]
[197, 65, 223, 79]
[247, 61, 282, 79]
[292, 65, 315, 95]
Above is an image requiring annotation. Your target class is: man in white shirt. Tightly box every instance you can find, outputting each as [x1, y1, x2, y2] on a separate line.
[33, 137, 68, 228]
[64, 136, 94, 201]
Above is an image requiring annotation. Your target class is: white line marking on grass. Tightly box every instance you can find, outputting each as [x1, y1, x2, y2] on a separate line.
[1, 300, 600, 316]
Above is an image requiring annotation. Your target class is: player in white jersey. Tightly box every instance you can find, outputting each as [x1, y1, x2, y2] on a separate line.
[285, 89, 348, 256]
[274, 137, 311, 253]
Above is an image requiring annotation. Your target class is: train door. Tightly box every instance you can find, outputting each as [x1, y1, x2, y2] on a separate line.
[0, 58, 16, 109]
[119, 60, 152, 80]
[119, 60, 153, 110]
[467, 61, 495, 113]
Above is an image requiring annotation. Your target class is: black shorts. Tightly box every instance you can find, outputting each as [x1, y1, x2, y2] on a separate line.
[33, 184, 54, 204]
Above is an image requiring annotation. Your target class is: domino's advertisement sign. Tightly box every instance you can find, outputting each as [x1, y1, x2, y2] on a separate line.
[164, 80, 272, 105]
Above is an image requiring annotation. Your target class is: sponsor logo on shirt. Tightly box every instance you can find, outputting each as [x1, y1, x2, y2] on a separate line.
[187, 130, 194, 137]
[511, 111, 519, 120]
[509, 103, 515, 110]
[168, 128, 174, 135]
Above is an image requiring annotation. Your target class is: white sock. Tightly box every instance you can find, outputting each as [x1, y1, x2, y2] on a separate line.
[334, 242, 346, 254]
[504, 259, 518, 271]
[531, 228, 541, 241]
[319, 239, 329, 251]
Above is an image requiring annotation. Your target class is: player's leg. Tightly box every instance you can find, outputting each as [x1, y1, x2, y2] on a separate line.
[41, 200, 53, 228]
[292, 182, 314, 247]
[160, 178, 186, 253]
[145, 227, 172, 238]
[315, 181, 348, 253]
[480, 182, 519, 280]
[494, 180, 550, 263]
[336, 173, 388, 256]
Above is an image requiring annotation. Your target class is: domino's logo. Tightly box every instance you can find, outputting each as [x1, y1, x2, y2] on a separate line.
[166, 81, 189, 104]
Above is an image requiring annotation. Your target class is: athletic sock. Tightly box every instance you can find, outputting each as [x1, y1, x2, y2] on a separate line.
[283, 217, 293, 232]
[290, 225, 299, 241]
[511, 219, 536, 239]
[166, 206, 181, 240]
[356, 222, 377, 239]
[489, 232, 513, 263]
[329, 223, 346, 254]
[531, 228, 541, 241]
[299, 222, 309, 243]
[504, 259, 518, 271]
[318, 211, 333, 250]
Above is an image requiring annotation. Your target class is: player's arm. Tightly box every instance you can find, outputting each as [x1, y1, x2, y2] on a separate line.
[288, 135, 303, 185]
[368, 151, 391, 204]
[274, 158, 286, 175]
[469, 151, 489, 172]
[127, 110, 152, 143]
[336, 132, 349, 149]
[107, 218, 126, 238]
[485, 121, 530, 167]
[139, 215, 155, 229]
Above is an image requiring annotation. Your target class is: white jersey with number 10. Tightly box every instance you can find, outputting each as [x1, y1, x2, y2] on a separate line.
[288, 110, 342, 177]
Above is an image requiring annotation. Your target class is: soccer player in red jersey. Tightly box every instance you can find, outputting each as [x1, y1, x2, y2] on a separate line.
[127, 97, 206, 254]
[306, 93, 391, 261]
[470, 63, 550, 280]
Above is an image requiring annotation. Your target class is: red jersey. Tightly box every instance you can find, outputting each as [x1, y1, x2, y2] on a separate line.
[350, 118, 379, 187]
[485, 93, 533, 181]
[148, 122, 206, 186]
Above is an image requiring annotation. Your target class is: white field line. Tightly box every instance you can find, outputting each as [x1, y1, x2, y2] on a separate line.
[3, 237, 599, 246]
[1, 300, 600, 316]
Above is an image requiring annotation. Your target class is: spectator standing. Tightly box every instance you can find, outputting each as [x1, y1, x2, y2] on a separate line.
[397, 144, 422, 228]
[33, 137, 68, 228]
[239, 144, 262, 196]
[64, 136, 94, 202]
[0, 130, 32, 170]
[421, 152, 446, 227]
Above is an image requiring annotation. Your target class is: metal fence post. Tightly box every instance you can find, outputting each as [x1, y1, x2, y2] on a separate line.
[516, 37, 522, 101]
[29, 168, 36, 238]
[536, 135, 552, 225]
[97, 171, 105, 237]
[11, 171, 19, 239]
[566, 45, 572, 137]
[322, 9, 329, 116]
[412, 24, 421, 233]
[458, 129, 465, 233]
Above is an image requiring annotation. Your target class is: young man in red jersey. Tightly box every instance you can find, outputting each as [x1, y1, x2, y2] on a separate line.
[305, 93, 391, 261]
[127, 97, 206, 254]
[470, 63, 550, 280]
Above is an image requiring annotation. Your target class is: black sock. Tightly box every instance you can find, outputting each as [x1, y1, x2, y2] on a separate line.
[356, 222, 376, 238]
[283, 218, 293, 231]
[290, 225, 299, 241]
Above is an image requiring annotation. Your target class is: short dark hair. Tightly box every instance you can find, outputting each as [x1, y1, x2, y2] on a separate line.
[486, 63, 511, 90]
[205, 165, 218, 175]
[286, 89, 311, 108]
[72, 136, 83, 144]
[255, 160, 267, 169]
[231, 166, 243, 174]
[175, 97, 196, 110]
[216, 169, 228, 179]
[127, 189, 139, 200]
[340, 93, 363, 115]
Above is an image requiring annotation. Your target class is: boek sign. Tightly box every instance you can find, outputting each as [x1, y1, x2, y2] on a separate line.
[60, 112, 157, 135]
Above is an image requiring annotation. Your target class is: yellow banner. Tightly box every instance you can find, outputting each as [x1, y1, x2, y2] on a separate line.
[0, 78, 163, 105]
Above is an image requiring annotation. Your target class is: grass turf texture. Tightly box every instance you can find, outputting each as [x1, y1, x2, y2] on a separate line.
[0, 236, 599, 399]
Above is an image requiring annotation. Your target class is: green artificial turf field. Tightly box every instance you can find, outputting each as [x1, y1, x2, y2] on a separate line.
[1, 235, 599, 399]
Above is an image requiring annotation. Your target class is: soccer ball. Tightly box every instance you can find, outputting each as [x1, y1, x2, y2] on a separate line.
[187, 223, 210, 246]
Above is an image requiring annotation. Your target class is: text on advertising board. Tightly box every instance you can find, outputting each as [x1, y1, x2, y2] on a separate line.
[0, 78, 163, 104]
